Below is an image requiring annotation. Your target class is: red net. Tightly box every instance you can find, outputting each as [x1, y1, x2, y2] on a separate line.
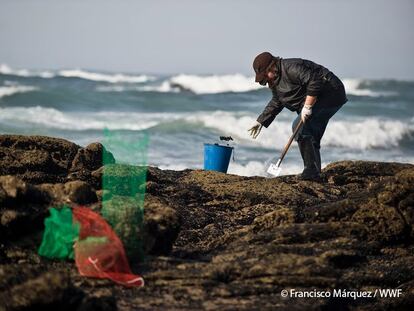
[72, 206, 144, 287]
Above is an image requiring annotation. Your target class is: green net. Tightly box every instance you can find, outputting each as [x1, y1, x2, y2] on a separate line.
[38, 205, 80, 259]
[101, 129, 149, 261]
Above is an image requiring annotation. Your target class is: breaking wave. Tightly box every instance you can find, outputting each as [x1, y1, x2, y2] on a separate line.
[162, 76, 399, 96]
[0, 64, 154, 83]
[0, 106, 181, 131]
[97, 74, 263, 94]
[0, 64, 54, 78]
[96, 81, 180, 93]
[1, 106, 412, 150]
[2, 64, 409, 97]
[185, 111, 414, 150]
[0, 82, 38, 98]
[165, 74, 262, 94]
[342, 79, 396, 97]
[58, 69, 154, 83]
[97, 75, 401, 96]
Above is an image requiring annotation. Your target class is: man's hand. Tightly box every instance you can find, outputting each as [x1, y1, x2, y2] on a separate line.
[301, 95, 317, 123]
[248, 121, 263, 139]
[301, 104, 313, 123]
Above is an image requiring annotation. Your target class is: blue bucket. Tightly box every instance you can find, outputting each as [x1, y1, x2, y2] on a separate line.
[204, 143, 233, 173]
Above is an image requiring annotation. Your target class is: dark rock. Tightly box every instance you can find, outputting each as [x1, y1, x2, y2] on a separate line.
[0, 269, 78, 310]
[91, 166, 104, 179]
[0, 175, 48, 205]
[0, 136, 115, 187]
[77, 295, 117, 311]
[67, 169, 93, 185]
[65, 181, 97, 205]
[0, 176, 50, 241]
[0, 135, 79, 184]
[143, 195, 180, 255]
[1, 134, 414, 310]
[100, 163, 147, 198]
[70, 142, 115, 173]
[100, 195, 145, 261]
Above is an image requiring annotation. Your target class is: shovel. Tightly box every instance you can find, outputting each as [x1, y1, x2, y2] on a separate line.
[266, 119, 304, 177]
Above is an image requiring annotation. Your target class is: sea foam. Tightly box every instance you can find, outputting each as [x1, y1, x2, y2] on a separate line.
[0, 63, 403, 97]
[228, 160, 304, 176]
[58, 69, 154, 83]
[0, 64, 54, 78]
[166, 74, 262, 94]
[131, 75, 395, 96]
[343, 79, 396, 97]
[0, 64, 154, 83]
[0, 106, 173, 131]
[184, 111, 414, 150]
[103, 74, 262, 94]
[1, 106, 412, 151]
[0, 84, 38, 98]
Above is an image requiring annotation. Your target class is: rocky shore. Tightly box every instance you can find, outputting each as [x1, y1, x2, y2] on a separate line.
[0, 134, 413, 311]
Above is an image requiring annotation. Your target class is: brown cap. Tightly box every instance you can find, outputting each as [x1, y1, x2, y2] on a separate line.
[253, 52, 274, 83]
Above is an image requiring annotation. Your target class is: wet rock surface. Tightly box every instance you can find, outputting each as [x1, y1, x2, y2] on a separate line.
[0, 134, 413, 310]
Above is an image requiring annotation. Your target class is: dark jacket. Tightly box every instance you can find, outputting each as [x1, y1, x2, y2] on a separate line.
[257, 58, 348, 128]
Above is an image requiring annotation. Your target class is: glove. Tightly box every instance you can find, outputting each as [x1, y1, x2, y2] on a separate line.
[301, 104, 312, 123]
[248, 121, 263, 139]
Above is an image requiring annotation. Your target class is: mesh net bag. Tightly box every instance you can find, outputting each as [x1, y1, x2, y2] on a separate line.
[72, 206, 144, 287]
[101, 129, 148, 261]
[38, 205, 80, 259]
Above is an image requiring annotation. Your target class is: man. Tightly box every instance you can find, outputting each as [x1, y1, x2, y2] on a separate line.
[248, 52, 347, 180]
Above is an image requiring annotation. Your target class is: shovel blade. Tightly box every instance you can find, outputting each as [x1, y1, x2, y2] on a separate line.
[267, 163, 282, 177]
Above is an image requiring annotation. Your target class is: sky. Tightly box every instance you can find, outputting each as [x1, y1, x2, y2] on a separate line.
[1, 0, 413, 79]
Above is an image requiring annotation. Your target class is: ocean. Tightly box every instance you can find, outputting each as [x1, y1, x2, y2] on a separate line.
[1, 64, 413, 176]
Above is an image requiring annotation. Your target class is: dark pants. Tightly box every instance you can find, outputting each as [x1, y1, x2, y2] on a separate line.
[292, 103, 343, 149]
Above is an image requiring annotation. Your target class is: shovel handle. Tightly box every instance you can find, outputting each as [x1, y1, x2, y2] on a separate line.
[278, 119, 303, 165]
